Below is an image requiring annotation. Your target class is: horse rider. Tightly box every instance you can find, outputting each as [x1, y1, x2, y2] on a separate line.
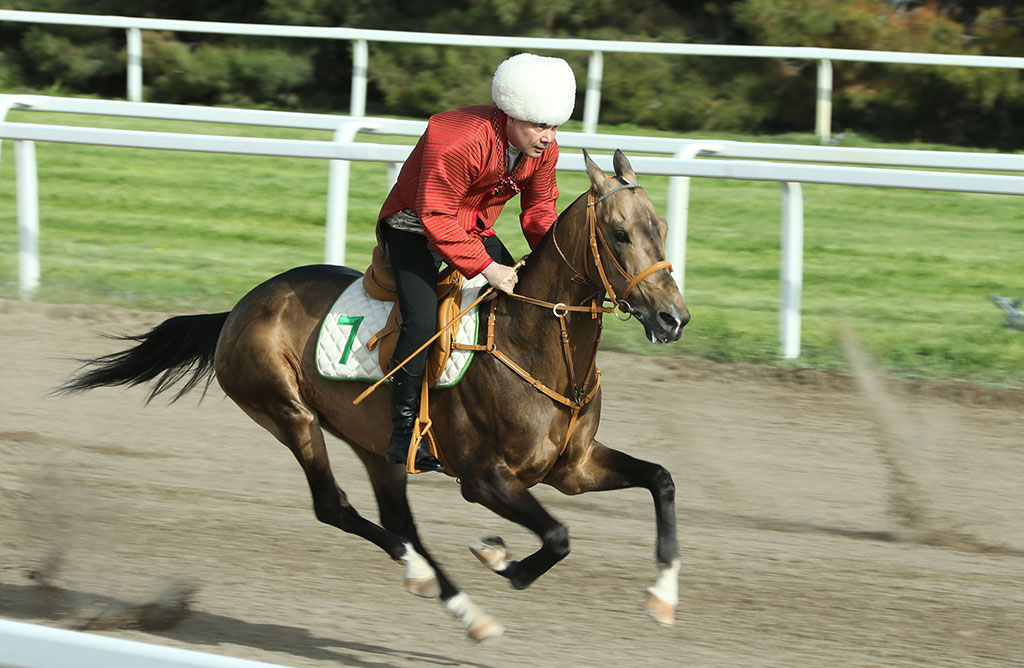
[376, 52, 577, 472]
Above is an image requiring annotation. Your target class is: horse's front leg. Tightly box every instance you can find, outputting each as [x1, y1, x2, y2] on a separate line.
[461, 468, 570, 591]
[545, 439, 679, 626]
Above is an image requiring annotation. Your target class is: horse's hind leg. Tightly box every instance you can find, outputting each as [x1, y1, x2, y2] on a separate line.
[545, 439, 679, 626]
[350, 449, 504, 641]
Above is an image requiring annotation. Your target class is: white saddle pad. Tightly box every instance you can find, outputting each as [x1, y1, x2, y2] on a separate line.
[315, 274, 487, 388]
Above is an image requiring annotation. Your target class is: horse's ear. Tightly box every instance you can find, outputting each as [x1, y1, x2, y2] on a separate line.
[612, 149, 638, 183]
[583, 149, 609, 191]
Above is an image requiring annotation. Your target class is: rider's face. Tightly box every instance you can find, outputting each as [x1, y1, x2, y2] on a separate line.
[506, 117, 558, 158]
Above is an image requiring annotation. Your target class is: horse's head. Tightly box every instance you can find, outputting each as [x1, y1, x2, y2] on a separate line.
[583, 149, 690, 344]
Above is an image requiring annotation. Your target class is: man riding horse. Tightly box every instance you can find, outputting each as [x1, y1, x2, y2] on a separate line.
[59, 103, 689, 635]
[377, 53, 577, 472]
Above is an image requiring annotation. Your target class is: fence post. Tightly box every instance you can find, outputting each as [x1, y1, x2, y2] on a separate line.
[15, 139, 40, 300]
[815, 58, 832, 145]
[325, 120, 381, 266]
[779, 181, 804, 359]
[665, 142, 723, 294]
[582, 51, 603, 134]
[350, 39, 368, 118]
[386, 162, 402, 191]
[127, 27, 143, 102]
[0, 92, 39, 301]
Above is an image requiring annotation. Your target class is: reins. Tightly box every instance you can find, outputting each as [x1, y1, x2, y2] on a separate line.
[456, 292, 610, 459]
[356, 181, 674, 473]
[457, 182, 674, 459]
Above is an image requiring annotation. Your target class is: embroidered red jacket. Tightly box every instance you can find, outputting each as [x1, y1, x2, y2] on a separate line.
[378, 105, 560, 278]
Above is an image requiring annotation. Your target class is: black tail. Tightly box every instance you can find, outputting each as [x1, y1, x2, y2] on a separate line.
[57, 312, 230, 403]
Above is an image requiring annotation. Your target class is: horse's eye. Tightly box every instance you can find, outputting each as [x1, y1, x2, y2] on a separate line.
[614, 229, 630, 243]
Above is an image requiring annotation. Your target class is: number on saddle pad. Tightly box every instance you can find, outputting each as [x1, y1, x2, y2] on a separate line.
[314, 261, 487, 388]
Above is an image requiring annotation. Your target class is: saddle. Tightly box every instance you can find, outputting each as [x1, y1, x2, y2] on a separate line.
[362, 245, 467, 387]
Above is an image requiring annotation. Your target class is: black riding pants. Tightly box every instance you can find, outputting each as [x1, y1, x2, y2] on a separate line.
[385, 226, 514, 377]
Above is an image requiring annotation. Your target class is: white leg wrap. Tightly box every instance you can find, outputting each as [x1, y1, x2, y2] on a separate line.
[646, 558, 680, 606]
[400, 542, 440, 598]
[645, 558, 680, 627]
[444, 592, 504, 641]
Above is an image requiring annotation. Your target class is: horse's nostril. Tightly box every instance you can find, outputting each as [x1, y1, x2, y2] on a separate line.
[658, 311, 681, 330]
[658, 308, 690, 333]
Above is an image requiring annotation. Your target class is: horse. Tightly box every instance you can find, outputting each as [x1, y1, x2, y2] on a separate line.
[59, 149, 690, 640]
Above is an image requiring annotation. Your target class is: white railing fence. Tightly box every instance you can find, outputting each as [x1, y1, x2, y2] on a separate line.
[7, 95, 1024, 291]
[3, 96, 1022, 361]
[2, 10, 1024, 142]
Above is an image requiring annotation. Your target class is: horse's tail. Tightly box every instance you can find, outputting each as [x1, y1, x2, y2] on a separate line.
[57, 312, 230, 403]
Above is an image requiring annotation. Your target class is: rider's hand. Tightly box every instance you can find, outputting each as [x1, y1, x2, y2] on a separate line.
[481, 261, 518, 295]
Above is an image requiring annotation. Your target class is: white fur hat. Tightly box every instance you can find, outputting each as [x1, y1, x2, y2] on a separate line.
[492, 53, 576, 126]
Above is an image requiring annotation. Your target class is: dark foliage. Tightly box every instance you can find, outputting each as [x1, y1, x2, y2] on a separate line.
[2, 0, 1022, 148]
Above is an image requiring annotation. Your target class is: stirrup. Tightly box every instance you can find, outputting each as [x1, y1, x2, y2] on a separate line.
[386, 433, 443, 473]
[410, 446, 444, 473]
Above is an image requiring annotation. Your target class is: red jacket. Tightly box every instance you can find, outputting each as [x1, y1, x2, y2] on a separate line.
[378, 105, 560, 278]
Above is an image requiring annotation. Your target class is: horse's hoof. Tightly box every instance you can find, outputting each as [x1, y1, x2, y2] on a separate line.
[406, 576, 441, 599]
[467, 616, 505, 642]
[469, 536, 508, 572]
[645, 590, 676, 626]
[444, 592, 503, 642]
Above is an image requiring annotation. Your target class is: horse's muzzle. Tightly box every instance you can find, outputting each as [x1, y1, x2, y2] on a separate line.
[655, 305, 689, 343]
[661, 307, 689, 338]
[630, 303, 688, 344]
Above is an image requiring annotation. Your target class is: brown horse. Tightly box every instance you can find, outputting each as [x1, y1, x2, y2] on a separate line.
[59, 150, 689, 640]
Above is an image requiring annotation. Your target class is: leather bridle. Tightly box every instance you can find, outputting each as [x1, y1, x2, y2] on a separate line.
[583, 184, 674, 314]
[454, 182, 675, 458]
[361, 182, 676, 474]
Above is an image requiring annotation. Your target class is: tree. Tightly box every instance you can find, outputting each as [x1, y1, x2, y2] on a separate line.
[1, 0, 1021, 147]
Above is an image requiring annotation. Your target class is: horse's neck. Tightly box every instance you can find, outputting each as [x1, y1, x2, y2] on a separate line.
[515, 194, 598, 307]
[500, 194, 604, 355]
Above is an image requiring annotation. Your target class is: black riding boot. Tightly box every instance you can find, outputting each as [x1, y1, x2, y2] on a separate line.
[385, 364, 443, 472]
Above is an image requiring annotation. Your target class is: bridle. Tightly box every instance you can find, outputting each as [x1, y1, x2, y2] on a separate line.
[453, 181, 674, 459]
[363, 181, 677, 474]
[583, 184, 674, 314]
[551, 183, 673, 315]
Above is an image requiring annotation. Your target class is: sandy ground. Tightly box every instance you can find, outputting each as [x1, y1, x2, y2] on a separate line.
[2, 297, 1023, 668]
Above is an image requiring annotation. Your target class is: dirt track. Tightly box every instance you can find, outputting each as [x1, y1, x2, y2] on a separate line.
[2, 298, 1023, 667]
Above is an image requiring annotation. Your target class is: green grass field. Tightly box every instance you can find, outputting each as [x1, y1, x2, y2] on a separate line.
[1, 111, 1022, 386]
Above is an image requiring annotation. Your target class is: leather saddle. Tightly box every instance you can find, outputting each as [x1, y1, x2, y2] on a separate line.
[362, 245, 467, 387]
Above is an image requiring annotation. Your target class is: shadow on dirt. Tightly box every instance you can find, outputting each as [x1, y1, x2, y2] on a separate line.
[0, 577, 496, 668]
[682, 505, 1024, 557]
